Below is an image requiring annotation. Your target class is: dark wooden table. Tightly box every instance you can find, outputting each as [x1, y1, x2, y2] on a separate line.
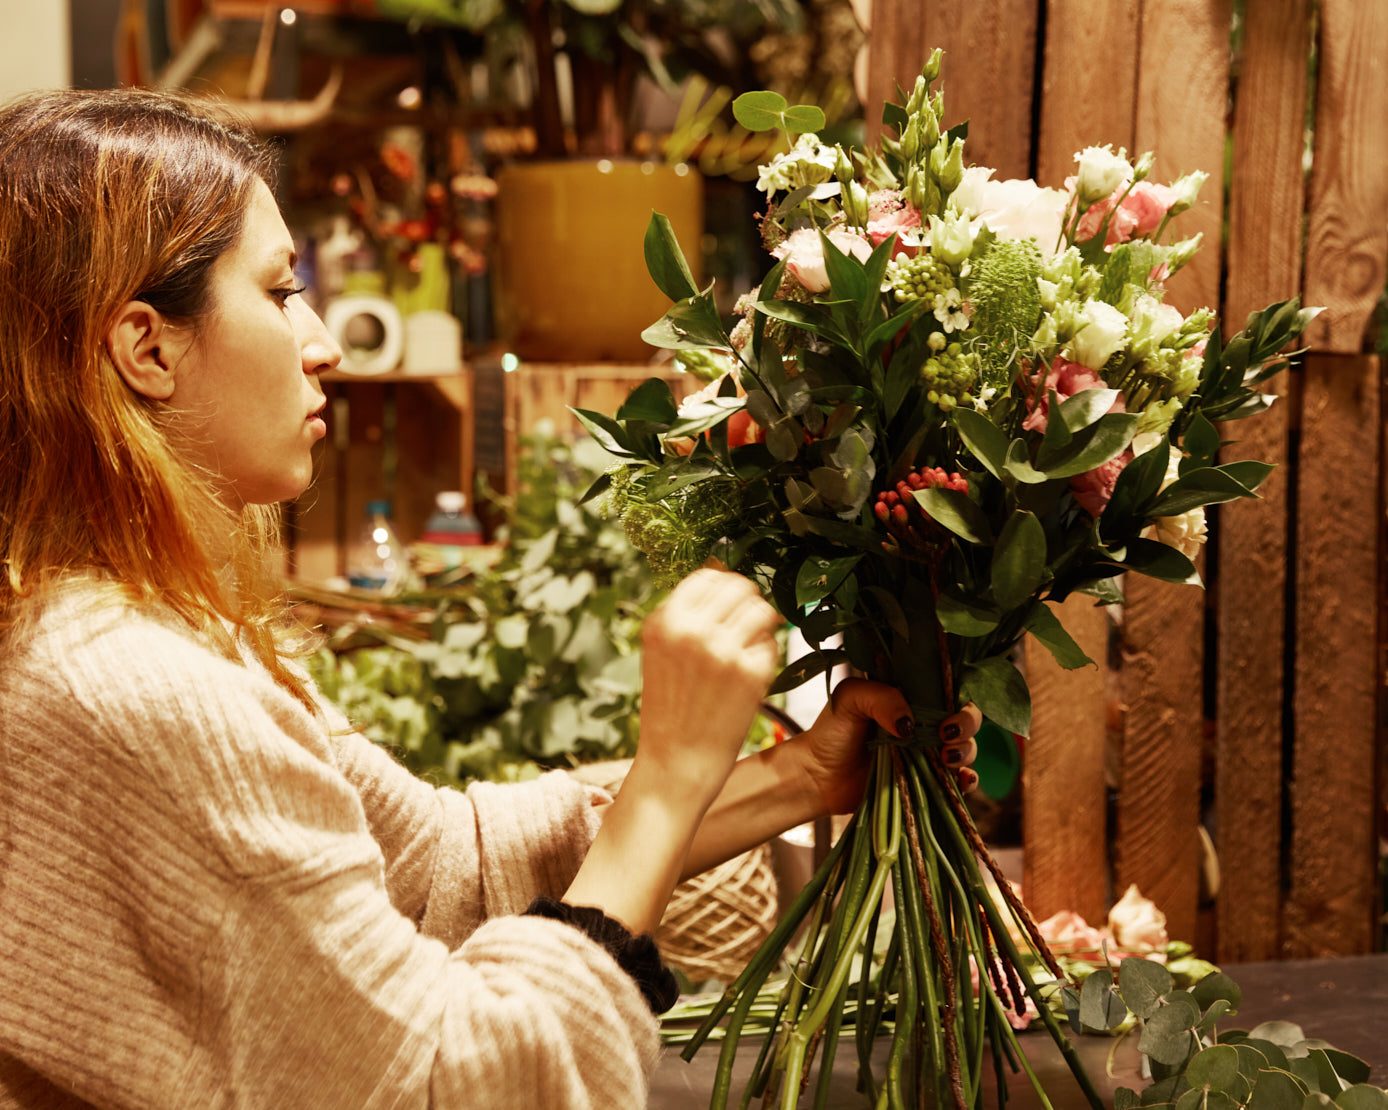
[651, 955, 1388, 1108]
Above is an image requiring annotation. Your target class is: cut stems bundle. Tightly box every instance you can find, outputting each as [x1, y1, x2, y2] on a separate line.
[678, 734, 1104, 1110]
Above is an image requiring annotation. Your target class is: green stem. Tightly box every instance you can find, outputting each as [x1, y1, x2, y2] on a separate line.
[685, 812, 860, 1063]
[886, 854, 921, 1110]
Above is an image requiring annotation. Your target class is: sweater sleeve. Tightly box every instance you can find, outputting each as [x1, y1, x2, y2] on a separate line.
[316, 694, 608, 947]
[0, 606, 658, 1110]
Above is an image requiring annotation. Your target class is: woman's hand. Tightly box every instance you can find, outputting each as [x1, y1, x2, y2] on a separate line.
[789, 681, 984, 815]
[633, 567, 782, 803]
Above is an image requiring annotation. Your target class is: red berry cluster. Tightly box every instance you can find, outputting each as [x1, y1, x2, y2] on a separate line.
[873, 466, 970, 547]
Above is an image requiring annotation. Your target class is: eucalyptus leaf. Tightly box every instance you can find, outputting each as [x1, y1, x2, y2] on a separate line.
[1335, 1087, 1388, 1110]
[1247, 1070, 1312, 1110]
[1119, 956, 1174, 1019]
[1187, 1045, 1243, 1093]
[1079, 968, 1128, 1032]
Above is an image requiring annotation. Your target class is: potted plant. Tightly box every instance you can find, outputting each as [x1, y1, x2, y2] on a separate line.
[369, 0, 814, 360]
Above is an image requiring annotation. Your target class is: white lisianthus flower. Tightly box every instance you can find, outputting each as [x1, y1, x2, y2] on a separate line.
[1141, 442, 1207, 567]
[1128, 293, 1185, 359]
[772, 226, 873, 293]
[927, 211, 974, 267]
[1066, 299, 1129, 369]
[971, 177, 1069, 258]
[948, 165, 994, 217]
[755, 134, 840, 195]
[1167, 170, 1209, 215]
[1073, 145, 1131, 205]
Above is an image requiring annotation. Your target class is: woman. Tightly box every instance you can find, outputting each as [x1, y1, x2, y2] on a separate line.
[0, 88, 978, 1108]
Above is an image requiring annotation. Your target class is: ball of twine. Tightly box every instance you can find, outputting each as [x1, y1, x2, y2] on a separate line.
[570, 759, 780, 984]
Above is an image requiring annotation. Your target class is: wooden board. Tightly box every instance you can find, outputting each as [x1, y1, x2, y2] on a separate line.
[1034, 0, 1140, 187]
[862, 0, 1038, 180]
[1212, 0, 1311, 964]
[1301, 0, 1388, 354]
[1022, 596, 1112, 924]
[1286, 352, 1381, 956]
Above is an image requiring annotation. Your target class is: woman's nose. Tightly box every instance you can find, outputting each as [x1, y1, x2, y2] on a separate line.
[297, 301, 343, 375]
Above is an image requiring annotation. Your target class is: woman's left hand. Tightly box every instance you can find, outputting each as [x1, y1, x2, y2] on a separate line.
[790, 680, 984, 815]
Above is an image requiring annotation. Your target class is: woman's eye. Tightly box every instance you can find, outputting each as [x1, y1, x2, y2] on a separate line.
[270, 284, 307, 306]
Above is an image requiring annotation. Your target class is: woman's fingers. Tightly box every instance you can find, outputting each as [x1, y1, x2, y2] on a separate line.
[940, 702, 983, 793]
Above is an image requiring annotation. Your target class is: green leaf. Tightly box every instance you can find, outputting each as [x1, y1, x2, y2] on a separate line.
[819, 229, 869, 305]
[1079, 968, 1129, 1032]
[865, 586, 911, 639]
[1118, 957, 1174, 1019]
[768, 648, 852, 694]
[953, 407, 1009, 480]
[1190, 971, 1243, 1015]
[731, 89, 791, 130]
[1188, 1046, 1244, 1093]
[642, 291, 733, 350]
[617, 377, 679, 424]
[1123, 537, 1198, 584]
[1024, 602, 1095, 670]
[1180, 412, 1222, 474]
[958, 656, 1031, 736]
[643, 211, 699, 302]
[1316, 1049, 1371, 1088]
[1059, 387, 1123, 432]
[936, 593, 1002, 636]
[795, 554, 862, 608]
[990, 510, 1047, 610]
[1249, 1022, 1310, 1052]
[1148, 465, 1266, 517]
[1335, 1087, 1388, 1110]
[782, 103, 827, 132]
[577, 469, 614, 505]
[1116, 1090, 1142, 1110]
[1036, 412, 1139, 479]
[914, 487, 994, 544]
[1247, 1070, 1312, 1110]
[664, 396, 746, 438]
[570, 407, 637, 457]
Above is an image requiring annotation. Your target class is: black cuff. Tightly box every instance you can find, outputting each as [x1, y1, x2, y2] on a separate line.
[523, 895, 680, 1015]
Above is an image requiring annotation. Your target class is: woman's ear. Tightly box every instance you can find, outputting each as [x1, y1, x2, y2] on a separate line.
[105, 301, 187, 400]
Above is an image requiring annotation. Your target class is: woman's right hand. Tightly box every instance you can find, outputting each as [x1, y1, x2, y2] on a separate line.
[631, 567, 782, 804]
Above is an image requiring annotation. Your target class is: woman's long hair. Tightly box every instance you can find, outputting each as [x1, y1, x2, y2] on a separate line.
[0, 87, 314, 708]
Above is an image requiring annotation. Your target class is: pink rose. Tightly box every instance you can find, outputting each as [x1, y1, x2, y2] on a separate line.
[1072, 178, 1180, 247]
[1107, 885, 1169, 952]
[1020, 358, 1123, 434]
[1037, 910, 1109, 962]
[772, 227, 873, 293]
[866, 202, 921, 256]
[1070, 451, 1130, 517]
[968, 956, 1039, 1031]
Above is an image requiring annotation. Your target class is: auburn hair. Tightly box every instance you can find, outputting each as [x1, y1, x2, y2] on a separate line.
[0, 87, 315, 708]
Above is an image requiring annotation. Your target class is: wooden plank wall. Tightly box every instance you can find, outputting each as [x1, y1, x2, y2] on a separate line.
[866, 0, 1388, 958]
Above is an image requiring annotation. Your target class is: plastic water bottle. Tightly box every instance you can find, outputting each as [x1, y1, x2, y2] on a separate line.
[348, 500, 407, 595]
[419, 491, 483, 580]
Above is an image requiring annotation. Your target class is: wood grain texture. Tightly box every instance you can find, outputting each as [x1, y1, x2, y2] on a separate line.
[1108, 0, 1229, 944]
[1302, 0, 1388, 353]
[1286, 352, 1381, 956]
[1135, 0, 1233, 315]
[1035, 0, 1141, 187]
[863, 0, 1038, 180]
[1213, 0, 1311, 964]
[1022, 597, 1112, 923]
[1114, 575, 1206, 943]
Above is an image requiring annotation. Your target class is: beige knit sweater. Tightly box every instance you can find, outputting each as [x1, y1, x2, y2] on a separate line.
[0, 583, 660, 1109]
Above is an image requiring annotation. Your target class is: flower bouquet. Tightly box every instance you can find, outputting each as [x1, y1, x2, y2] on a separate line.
[575, 50, 1314, 1110]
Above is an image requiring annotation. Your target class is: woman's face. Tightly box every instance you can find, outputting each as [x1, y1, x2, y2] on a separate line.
[167, 179, 340, 507]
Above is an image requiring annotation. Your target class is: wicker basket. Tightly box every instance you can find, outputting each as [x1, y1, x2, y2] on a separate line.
[570, 760, 781, 984]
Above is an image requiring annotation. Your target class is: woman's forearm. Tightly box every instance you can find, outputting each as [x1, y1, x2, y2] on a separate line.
[678, 740, 820, 881]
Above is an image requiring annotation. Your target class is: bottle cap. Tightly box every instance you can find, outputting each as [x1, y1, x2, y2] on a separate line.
[435, 490, 467, 513]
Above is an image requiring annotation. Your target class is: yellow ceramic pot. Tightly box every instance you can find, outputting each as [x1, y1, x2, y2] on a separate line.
[492, 159, 704, 363]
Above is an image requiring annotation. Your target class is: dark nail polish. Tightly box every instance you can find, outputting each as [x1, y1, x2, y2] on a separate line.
[944, 747, 964, 765]
[942, 722, 961, 742]
[895, 716, 915, 740]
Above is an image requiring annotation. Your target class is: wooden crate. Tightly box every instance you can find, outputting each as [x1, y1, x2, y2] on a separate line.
[867, 0, 1387, 959]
